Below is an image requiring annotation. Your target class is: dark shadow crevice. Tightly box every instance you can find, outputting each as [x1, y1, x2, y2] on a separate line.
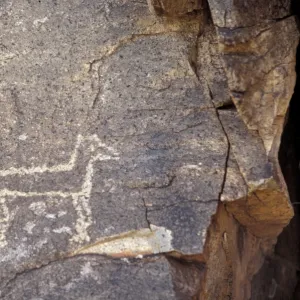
[166, 255, 206, 300]
[276, 4, 300, 297]
[278, 41, 300, 299]
[255, 26, 300, 300]
[251, 2, 300, 298]
[217, 102, 236, 111]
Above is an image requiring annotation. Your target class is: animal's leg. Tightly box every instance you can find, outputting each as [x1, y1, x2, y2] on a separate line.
[0, 197, 9, 248]
[70, 194, 92, 245]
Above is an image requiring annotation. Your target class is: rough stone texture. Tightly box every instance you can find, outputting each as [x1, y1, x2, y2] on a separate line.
[0, 0, 299, 299]
[199, 2, 298, 299]
[252, 44, 300, 300]
[147, 0, 205, 16]
[0, 256, 179, 300]
[208, 0, 299, 155]
[0, 0, 220, 298]
[219, 110, 292, 238]
[207, 0, 290, 27]
[195, 21, 231, 108]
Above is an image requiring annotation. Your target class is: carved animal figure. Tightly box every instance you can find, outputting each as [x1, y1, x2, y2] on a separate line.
[0, 135, 119, 247]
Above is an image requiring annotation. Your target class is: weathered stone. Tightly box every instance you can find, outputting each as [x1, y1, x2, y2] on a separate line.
[148, 201, 217, 254]
[196, 1, 298, 299]
[251, 256, 298, 300]
[0, 255, 180, 300]
[147, 0, 205, 16]
[1, 0, 299, 299]
[196, 22, 232, 108]
[215, 17, 299, 155]
[207, 0, 290, 28]
[0, 0, 225, 296]
[218, 110, 293, 237]
[200, 203, 268, 300]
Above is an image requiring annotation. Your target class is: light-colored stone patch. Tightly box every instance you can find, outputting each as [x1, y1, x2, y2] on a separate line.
[18, 134, 28, 141]
[201, 229, 207, 245]
[46, 214, 56, 220]
[0, 243, 29, 263]
[33, 17, 49, 27]
[72, 225, 173, 257]
[80, 262, 99, 280]
[53, 227, 72, 235]
[57, 211, 67, 217]
[24, 221, 36, 234]
[29, 202, 47, 216]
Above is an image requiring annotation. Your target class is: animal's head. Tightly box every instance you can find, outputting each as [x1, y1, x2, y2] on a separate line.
[77, 134, 119, 160]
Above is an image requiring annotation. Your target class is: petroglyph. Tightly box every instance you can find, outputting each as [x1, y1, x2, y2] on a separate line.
[0, 135, 119, 247]
[0, 198, 10, 248]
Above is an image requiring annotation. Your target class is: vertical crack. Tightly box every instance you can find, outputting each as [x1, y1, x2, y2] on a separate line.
[188, 23, 231, 201]
[142, 197, 152, 231]
[210, 92, 231, 201]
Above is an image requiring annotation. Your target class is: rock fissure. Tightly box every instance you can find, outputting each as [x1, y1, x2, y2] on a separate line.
[188, 13, 231, 203]
[142, 197, 152, 231]
[147, 199, 218, 212]
[272, 13, 295, 22]
[0, 256, 66, 299]
[214, 111, 230, 201]
[126, 174, 176, 190]
[205, 80, 232, 203]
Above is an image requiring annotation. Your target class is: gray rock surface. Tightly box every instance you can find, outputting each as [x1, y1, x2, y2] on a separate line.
[0, 0, 298, 299]
[1, 256, 178, 300]
[147, 0, 205, 16]
[0, 0, 224, 297]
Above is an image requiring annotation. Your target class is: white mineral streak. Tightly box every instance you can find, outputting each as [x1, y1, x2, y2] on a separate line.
[33, 17, 49, 27]
[73, 225, 174, 257]
[0, 135, 119, 247]
[53, 226, 73, 234]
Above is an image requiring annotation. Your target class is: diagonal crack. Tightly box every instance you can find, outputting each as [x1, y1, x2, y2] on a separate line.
[0, 256, 67, 299]
[210, 92, 231, 201]
[127, 175, 176, 190]
[147, 199, 218, 212]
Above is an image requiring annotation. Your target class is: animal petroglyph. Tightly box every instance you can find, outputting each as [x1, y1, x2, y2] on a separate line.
[0, 135, 119, 247]
[0, 197, 10, 248]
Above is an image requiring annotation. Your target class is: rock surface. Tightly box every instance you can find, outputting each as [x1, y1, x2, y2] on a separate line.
[147, 0, 205, 16]
[1, 256, 178, 300]
[0, 0, 299, 299]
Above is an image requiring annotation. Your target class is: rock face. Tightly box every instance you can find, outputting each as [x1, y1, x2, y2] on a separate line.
[0, 0, 299, 299]
[147, 0, 205, 16]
